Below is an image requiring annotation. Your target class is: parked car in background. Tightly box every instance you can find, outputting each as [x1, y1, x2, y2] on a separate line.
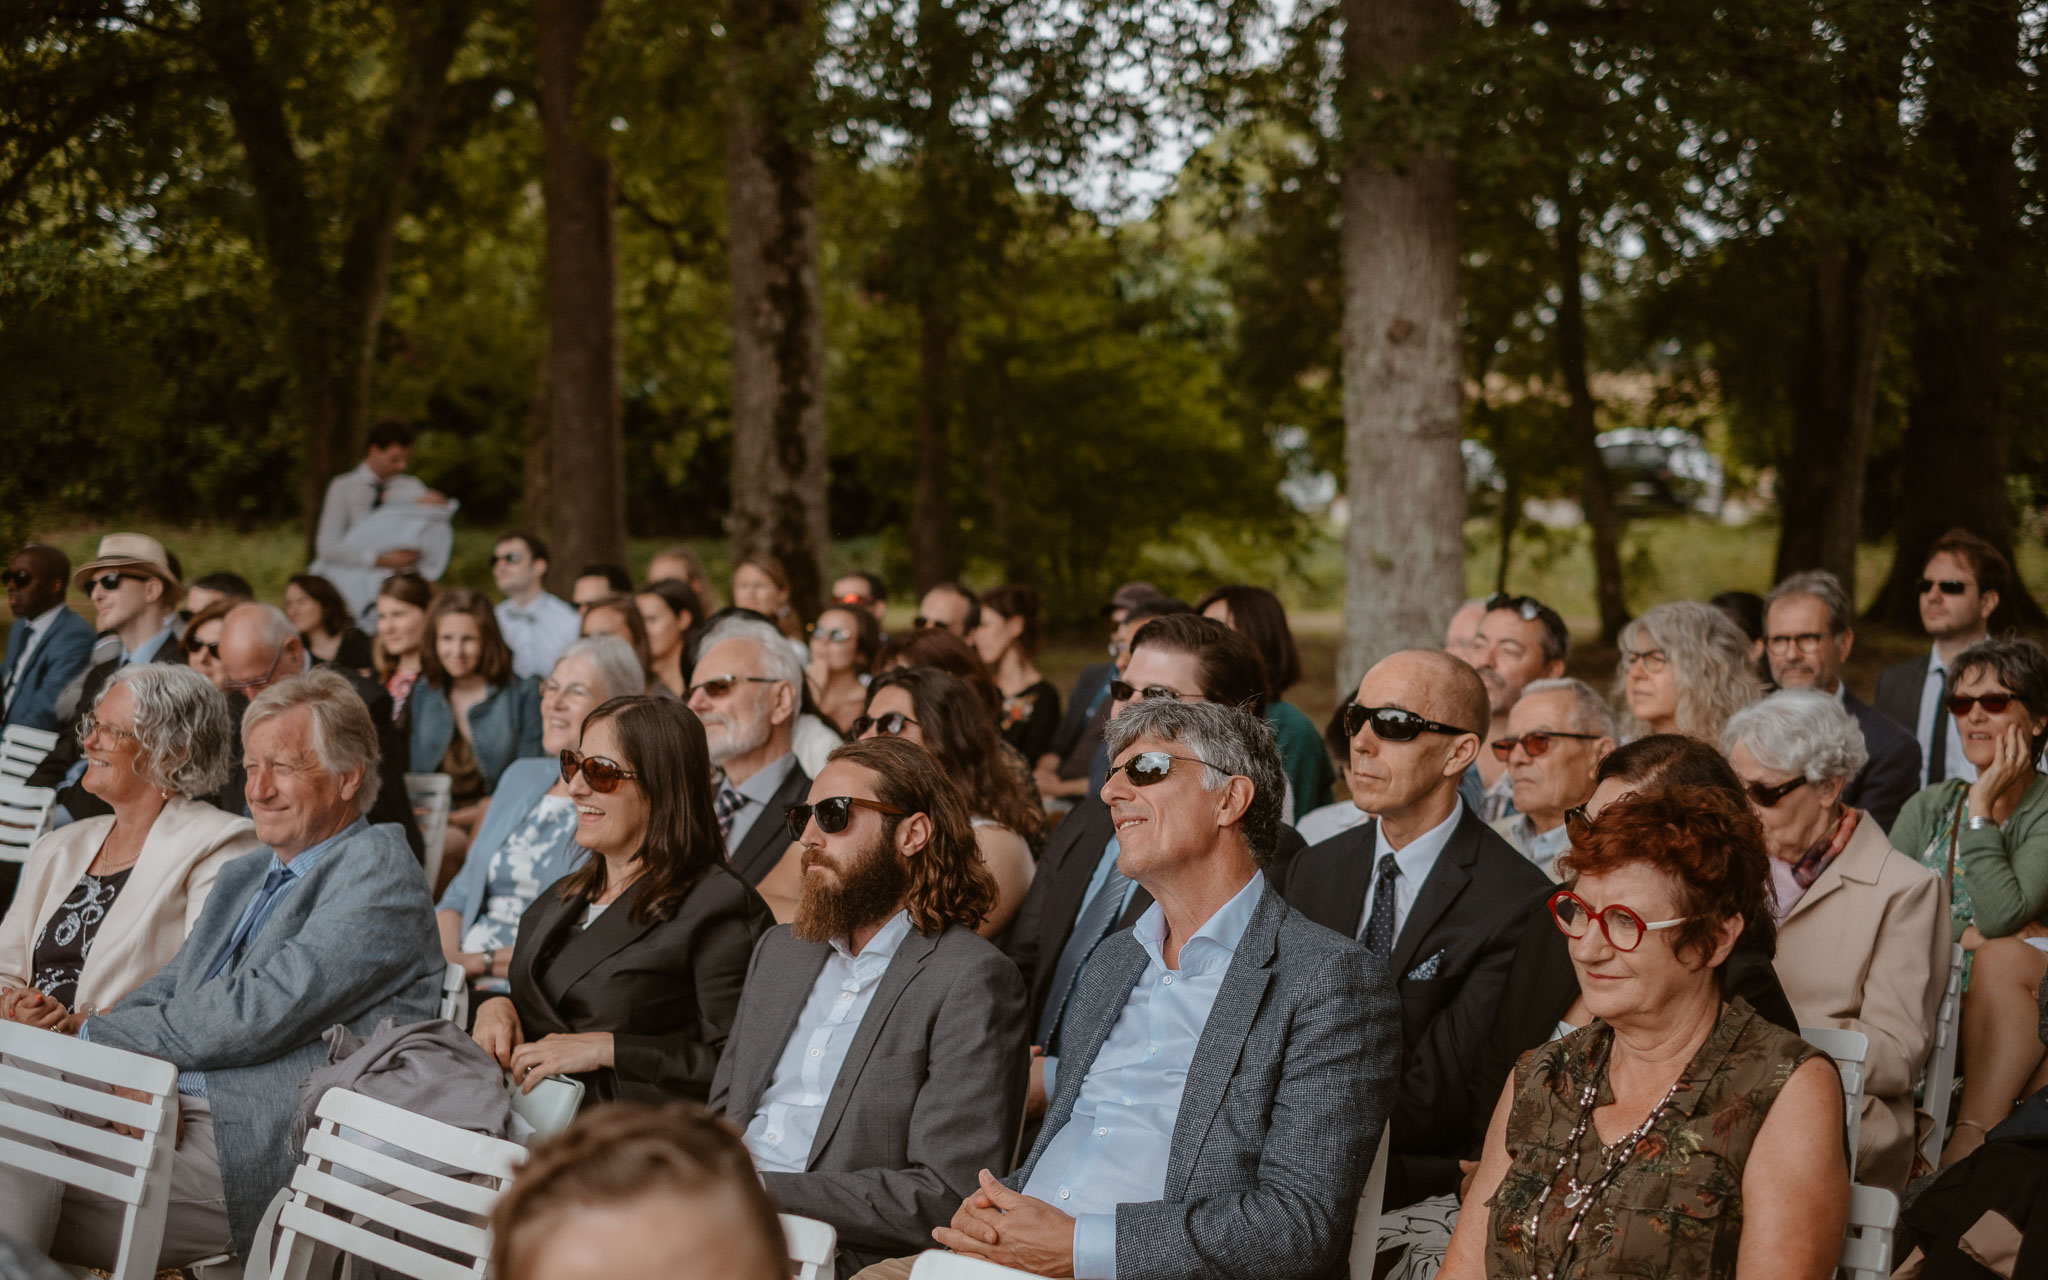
[1595, 427, 1724, 516]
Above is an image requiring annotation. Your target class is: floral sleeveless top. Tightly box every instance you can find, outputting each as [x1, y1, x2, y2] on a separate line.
[1483, 998, 1822, 1280]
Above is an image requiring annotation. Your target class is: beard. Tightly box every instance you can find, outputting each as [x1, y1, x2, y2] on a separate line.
[702, 707, 771, 766]
[792, 828, 911, 944]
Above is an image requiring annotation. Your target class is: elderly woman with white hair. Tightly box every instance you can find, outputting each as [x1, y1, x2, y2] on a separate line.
[1723, 688, 1948, 1191]
[0, 665, 259, 1030]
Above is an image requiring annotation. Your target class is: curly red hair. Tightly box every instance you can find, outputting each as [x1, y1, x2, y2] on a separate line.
[1558, 783, 1774, 965]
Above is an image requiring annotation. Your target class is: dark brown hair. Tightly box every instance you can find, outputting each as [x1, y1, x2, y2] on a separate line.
[372, 571, 437, 679]
[813, 603, 882, 670]
[637, 579, 701, 648]
[1129, 613, 1269, 716]
[1196, 584, 1302, 697]
[1926, 527, 2012, 599]
[285, 573, 354, 639]
[979, 584, 1043, 658]
[582, 591, 654, 678]
[556, 697, 724, 924]
[420, 587, 514, 688]
[180, 599, 235, 659]
[873, 627, 1002, 715]
[734, 554, 801, 638]
[828, 736, 1000, 934]
[866, 667, 1046, 843]
[1948, 635, 2048, 760]
[492, 1103, 783, 1280]
[1594, 731, 1746, 795]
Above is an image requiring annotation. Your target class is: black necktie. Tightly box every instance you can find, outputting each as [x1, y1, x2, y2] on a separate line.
[371, 478, 388, 510]
[1361, 854, 1399, 956]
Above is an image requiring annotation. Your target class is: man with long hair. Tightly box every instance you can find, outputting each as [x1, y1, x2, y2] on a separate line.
[709, 736, 1028, 1275]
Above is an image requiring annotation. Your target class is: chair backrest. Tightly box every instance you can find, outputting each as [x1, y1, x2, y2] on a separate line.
[0, 780, 55, 863]
[1349, 1127, 1392, 1280]
[406, 772, 454, 891]
[265, 1088, 527, 1280]
[1921, 941, 1965, 1169]
[782, 1212, 837, 1280]
[907, 1252, 1037, 1279]
[0, 1022, 179, 1280]
[1801, 1025, 1868, 1168]
[506, 1074, 584, 1141]
[439, 961, 470, 1027]
[0, 725, 59, 782]
[1838, 1182, 1899, 1280]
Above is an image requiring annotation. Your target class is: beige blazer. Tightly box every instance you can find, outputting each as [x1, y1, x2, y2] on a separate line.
[0, 798, 261, 1013]
[1773, 809, 1949, 1192]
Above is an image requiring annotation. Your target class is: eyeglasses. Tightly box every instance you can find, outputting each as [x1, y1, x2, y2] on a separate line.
[560, 749, 638, 793]
[1489, 730, 1602, 761]
[1548, 889, 1692, 953]
[784, 795, 908, 842]
[1109, 750, 1228, 788]
[89, 572, 146, 594]
[540, 678, 593, 700]
[1620, 647, 1669, 675]
[222, 647, 288, 693]
[1, 570, 33, 589]
[1743, 774, 1809, 808]
[79, 713, 140, 747]
[812, 627, 853, 643]
[1765, 632, 1833, 655]
[850, 711, 917, 737]
[1918, 578, 1971, 596]
[491, 551, 528, 565]
[1948, 692, 2017, 716]
[1343, 703, 1479, 743]
[687, 674, 781, 699]
[1110, 680, 1190, 705]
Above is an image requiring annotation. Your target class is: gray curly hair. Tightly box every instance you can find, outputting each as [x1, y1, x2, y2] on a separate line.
[1615, 601, 1762, 745]
[1722, 688, 1870, 785]
[97, 664, 236, 798]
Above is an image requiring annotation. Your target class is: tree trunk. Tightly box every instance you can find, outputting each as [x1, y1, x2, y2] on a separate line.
[725, 0, 829, 617]
[1336, 0, 1467, 690]
[1871, 0, 2041, 627]
[1553, 191, 1629, 641]
[522, 361, 553, 580]
[910, 294, 958, 589]
[538, 0, 627, 583]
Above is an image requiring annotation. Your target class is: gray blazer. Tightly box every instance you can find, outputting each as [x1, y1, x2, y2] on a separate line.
[1010, 883, 1399, 1280]
[84, 823, 442, 1256]
[711, 922, 1028, 1273]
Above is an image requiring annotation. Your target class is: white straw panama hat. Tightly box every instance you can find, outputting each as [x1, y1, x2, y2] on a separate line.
[72, 533, 182, 593]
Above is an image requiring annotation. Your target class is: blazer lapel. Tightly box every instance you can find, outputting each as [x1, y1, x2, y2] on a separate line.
[808, 928, 939, 1163]
[90, 801, 201, 958]
[736, 939, 831, 1121]
[1390, 811, 1478, 980]
[1162, 886, 1281, 1201]
[526, 881, 662, 1021]
[1330, 821, 1377, 941]
[731, 766, 808, 884]
[1783, 813, 1885, 925]
[1044, 800, 1114, 947]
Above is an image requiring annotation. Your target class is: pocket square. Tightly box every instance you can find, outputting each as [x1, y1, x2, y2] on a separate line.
[1405, 949, 1445, 981]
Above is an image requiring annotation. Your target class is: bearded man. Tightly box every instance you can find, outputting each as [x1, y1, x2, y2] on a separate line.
[709, 736, 1029, 1277]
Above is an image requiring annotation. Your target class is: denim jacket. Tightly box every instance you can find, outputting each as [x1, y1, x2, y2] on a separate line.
[408, 677, 543, 795]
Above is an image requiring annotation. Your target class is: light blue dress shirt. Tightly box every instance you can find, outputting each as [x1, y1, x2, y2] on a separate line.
[743, 910, 915, 1173]
[723, 752, 799, 856]
[494, 593, 582, 681]
[126, 618, 177, 667]
[1021, 873, 1264, 1280]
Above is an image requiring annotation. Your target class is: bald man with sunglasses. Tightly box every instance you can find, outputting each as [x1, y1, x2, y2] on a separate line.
[1284, 648, 1551, 1210]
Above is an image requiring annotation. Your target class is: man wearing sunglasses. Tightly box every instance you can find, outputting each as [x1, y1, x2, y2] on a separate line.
[2, 544, 94, 735]
[688, 615, 810, 884]
[489, 531, 579, 681]
[831, 571, 891, 628]
[1487, 678, 1617, 879]
[1875, 528, 2010, 790]
[913, 582, 979, 637]
[1765, 570, 1921, 830]
[1468, 592, 1569, 824]
[1283, 648, 1551, 1209]
[711, 737, 1027, 1274]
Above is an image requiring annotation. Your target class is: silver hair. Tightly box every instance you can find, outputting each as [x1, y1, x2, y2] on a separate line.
[1103, 697, 1285, 867]
[98, 664, 235, 798]
[553, 635, 642, 703]
[1519, 677, 1619, 741]
[1766, 570, 1854, 635]
[242, 668, 383, 813]
[1721, 687, 1869, 785]
[694, 615, 804, 690]
[237, 602, 301, 652]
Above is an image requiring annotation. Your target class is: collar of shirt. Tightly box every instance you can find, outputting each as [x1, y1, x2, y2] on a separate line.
[274, 817, 368, 877]
[1376, 797, 1465, 885]
[1517, 815, 1572, 867]
[23, 604, 64, 637]
[1129, 872, 1263, 978]
[832, 907, 914, 966]
[736, 752, 799, 806]
[125, 617, 178, 666]
[499, 592, 572, 624]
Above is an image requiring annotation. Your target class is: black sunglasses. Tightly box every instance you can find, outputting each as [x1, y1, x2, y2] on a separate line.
[1917, 578, 1970, 596]
[1110, 750, 1228, 788]
[491, 550, 528, 565]
[560, 748, 638, 793]
[785, 795, 908, 842]
[188, 639, 222, 661]
[1109, 680, 1188, 705]
[1948, 693, 2016, 716]
[1, 570, 34, 589]
[1344, 703, 1479, 743]
[1744, 775, 1808, 808]
[90, 572, 147, 593]
[849, 711, 917, 738]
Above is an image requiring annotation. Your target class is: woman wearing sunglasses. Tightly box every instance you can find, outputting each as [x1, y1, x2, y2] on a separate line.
[1888, 635, 2048, 1165]
[805, 603, 880, 735]
[472, 696, 773, 1106]
[1442, 783, 1848, 1280]
[179, 599, 235, 693]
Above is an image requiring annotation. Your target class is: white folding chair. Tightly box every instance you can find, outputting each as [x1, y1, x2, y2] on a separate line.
[0, 725, 59, 782]
[1920, 941, 1965, 1169]
[1837, 1182, 1899, 1280]
[1349, 1127, 1392, 1280]
[505, 1074, 584, 1141]
[405, 773, 453, 892]
[438, 962, 470, 1027]
[907, 1251, 1037, 1279]
[782, 1212, 837, 1280]
[264, 1088, 526, 1280]
[1801, 1025, 1868, 1169]
[0, 780, 56, 865]
[0, 1022, 178, 1280]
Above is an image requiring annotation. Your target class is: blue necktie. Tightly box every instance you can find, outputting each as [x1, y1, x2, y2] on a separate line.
[205, 867, 294, 982]
[1036, 840, 1130, 1049]
[1361, 854, 1399, 956]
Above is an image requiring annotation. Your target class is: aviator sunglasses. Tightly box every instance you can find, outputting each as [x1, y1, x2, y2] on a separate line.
[785, 795, 908, 842]
[1109, 750, 1227, 787]
[1109, 680, 1188, 705]
[849, 711, 918, 738]
[1489, 730, 1601, 762]
[560, 748, 638, 793]
[1344, 703, 1479, 743]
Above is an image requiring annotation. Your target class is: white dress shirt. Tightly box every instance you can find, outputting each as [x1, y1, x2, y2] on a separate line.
[1916, 642, 1979, 788]
[494, 592, 581, 681]
[314, 462, 429, 568]
[1356, 798, 1466, 942]
[743, 910, 915, 1173]
[1022, 874, 1264, 1280]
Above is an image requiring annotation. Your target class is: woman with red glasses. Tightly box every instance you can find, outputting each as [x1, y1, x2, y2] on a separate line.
[1889, 635, 2048, 1165]
[1443, 782, 1848, 1280]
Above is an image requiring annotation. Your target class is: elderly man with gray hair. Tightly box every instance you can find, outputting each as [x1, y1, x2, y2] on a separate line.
[1488, 676, 1617, 879]
[1724, 687, 1947, 1191]
[8, 669, 445, 1268]
[687, 614, 814, 884]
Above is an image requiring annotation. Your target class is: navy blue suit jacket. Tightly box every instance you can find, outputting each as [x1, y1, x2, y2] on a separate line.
[1, 609, 96, 733]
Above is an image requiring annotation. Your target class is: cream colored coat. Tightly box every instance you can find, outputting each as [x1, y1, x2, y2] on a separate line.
[0, 797, 260, 1013]
[1773, 809, 1949, 1191]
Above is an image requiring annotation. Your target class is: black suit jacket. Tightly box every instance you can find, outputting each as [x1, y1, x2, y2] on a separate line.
[1875, 654, 1933, 768]
[1283, 806, 1550, 1207]
[511, 865, 772, 1104]
[1462, 897, 1802, 1154]
[726, 758, 812, 886]
[1844, 688, 1923, 831]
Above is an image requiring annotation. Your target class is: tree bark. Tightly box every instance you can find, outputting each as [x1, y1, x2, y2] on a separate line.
[1336, 0, 1467, 690]
[725, 0, 829, 616]
[910, 295, 958, 589]
[1553, 191, 1629, 642]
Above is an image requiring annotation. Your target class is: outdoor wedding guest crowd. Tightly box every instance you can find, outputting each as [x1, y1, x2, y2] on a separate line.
[0, 435, 2036, 1278]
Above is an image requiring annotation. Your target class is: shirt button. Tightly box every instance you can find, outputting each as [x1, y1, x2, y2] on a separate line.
[766, 1132, 780, 1142]
[1059, 1189, 1071, 1200]
[1162, 975, 1174, 985]
[1122, 1097, 1134, 1106]
[809, 1049, 821, 1058]
[1148, 1045, 1158, 1055]
[1096, 1127, 1108, 1136]
[839, 992, 853, 1001]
